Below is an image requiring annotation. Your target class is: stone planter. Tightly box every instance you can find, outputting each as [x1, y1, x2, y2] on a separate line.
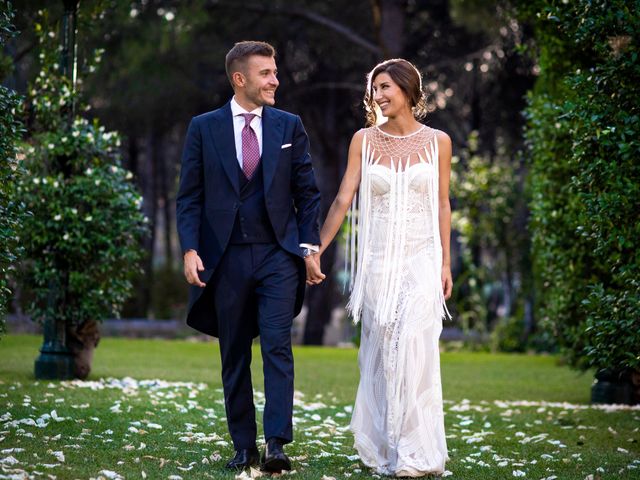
[591, 368, 639, 405]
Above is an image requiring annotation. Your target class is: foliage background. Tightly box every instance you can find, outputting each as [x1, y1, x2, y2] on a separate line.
[521, 0, 640, 373]
[3, 0, 638, 373]
[5, 0, 537, 343]
[0, 0, 25, 335]
[15, 10, 148, 327]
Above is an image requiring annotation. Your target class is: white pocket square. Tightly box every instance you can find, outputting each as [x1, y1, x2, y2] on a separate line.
[281, 143, 292, 149]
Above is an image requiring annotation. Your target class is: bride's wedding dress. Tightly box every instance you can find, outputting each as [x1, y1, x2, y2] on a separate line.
[347, 125, 449, 477]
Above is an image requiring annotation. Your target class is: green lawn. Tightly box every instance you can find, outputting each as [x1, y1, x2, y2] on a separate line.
[1, 334, 638, 479]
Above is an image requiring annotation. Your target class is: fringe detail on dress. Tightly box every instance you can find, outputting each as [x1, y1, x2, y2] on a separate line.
[345, 126, 452, 324]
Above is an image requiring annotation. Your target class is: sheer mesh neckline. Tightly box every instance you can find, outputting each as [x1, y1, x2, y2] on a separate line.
[375, 124, 426, 138]
[366, 124, 437, 171]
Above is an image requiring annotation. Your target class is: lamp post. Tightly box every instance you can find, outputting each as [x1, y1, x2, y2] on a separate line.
[34, 0, 79, 380]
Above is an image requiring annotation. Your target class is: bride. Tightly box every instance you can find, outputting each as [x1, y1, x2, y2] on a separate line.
[312, 58, 452, 477]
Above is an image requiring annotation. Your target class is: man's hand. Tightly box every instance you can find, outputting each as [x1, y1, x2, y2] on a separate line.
[184, 250, 206, 288]
[442, 265, 453, 300]
[305, 254, 325, 286]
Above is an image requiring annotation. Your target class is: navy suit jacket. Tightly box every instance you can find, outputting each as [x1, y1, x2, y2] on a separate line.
[176, 102, 321, 336]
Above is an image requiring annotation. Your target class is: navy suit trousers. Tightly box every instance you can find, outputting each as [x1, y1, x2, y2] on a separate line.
[210, 243, 298, 449]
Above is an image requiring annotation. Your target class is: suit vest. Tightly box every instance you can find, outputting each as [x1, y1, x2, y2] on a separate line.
[228, 161, 277, 244]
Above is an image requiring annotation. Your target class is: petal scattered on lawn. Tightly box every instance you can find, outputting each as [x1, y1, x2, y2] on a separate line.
[98, 469, 124, 479]
[49, 450, 65, 462]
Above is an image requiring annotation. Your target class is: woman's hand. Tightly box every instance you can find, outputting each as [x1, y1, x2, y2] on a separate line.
[305, 254, 326, 286]
[441, 265, 453, 300]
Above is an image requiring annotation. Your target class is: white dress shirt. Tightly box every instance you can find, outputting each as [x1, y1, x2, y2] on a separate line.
[230, 97, 263, 168]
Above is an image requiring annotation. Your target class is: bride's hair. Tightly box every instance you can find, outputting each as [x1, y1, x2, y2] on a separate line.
[363, 58, 428, 127]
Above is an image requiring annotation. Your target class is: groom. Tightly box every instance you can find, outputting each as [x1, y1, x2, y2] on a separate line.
[176, 41, 322, 472]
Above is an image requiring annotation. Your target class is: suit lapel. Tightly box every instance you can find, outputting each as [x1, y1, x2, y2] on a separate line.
[261, 107, 284, 193]
[208, 102, 240, 196]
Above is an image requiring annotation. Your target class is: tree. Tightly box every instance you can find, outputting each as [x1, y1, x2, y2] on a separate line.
[16, 9, 147, 377]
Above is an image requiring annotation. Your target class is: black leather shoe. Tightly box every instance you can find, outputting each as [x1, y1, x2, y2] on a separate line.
[261, 438, 291, 473]
[225, 447, 260, 470]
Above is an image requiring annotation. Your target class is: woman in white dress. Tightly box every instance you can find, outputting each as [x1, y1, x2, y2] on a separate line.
[313, 59, 452, 477]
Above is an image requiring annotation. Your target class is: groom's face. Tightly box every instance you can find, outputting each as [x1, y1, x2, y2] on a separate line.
[240, 55, 279, 108]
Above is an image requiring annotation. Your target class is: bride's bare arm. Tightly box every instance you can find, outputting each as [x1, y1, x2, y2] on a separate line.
[318, 130, 364, 255]
[437, 130, 453, 299]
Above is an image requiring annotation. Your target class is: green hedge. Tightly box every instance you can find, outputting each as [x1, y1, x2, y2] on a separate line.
[0, 1, 25, 334]
[522, 0, 640, 372]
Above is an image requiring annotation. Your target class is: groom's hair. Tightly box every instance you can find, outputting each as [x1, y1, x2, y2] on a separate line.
[225, 41, 276, 85]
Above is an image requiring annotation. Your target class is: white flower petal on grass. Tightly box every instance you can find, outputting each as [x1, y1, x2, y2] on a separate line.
[146, 422, 162, 429]
[49, 450, 65, 462]
[512, 470, 526, 477]
[617, 447, 629, 453]
[234, 466, 262, 478]
[547, 439, 566, 448]
[0, 455, 20, 465]
[98, 470, 124, 480]
[1, 448, 25, 454]
[177, 461, 197, 471]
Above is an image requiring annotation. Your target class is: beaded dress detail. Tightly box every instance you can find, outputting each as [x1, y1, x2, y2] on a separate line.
[347, 125, 449, 476]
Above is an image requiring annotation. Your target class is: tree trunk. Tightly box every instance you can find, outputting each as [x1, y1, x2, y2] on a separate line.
[372, 0, 407, 58]
[137, 129, 159, 317]
[302, 85, 344, 344]
[156, 132, 173, 266]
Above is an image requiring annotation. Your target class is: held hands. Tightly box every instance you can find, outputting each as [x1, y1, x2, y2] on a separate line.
[184, 250, 206, 288]
[305, 254, 325, 286]
[441, 265, 453, 300]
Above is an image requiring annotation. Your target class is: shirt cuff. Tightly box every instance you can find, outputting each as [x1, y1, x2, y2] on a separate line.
[299, 243, 319, 253]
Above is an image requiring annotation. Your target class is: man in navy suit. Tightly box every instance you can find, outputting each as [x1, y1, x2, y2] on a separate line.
[176, 41, 324, 473]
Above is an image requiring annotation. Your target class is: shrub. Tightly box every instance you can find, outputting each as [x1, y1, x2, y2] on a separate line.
[16, 12, 147, 328]
[451, 131, 531, 343]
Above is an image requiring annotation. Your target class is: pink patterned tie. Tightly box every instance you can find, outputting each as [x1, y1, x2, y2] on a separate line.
[241, 113, 260, 179]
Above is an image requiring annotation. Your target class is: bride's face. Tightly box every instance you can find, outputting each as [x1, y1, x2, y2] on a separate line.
[372, 72, 410, 118]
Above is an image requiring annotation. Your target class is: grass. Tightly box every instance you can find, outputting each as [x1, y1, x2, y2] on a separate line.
[1, 334, 639, 479]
